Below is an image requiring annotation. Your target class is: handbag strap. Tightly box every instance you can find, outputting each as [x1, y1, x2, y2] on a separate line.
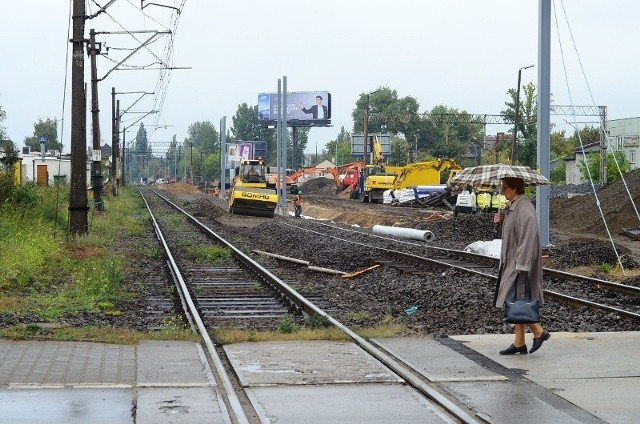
[510, 274, 532, 301]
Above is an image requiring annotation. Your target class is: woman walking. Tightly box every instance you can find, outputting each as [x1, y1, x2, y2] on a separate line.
[493, 177, 550, 355]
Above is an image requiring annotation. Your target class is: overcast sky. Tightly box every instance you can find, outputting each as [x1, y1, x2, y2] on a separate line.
[2, 1, 639, 156]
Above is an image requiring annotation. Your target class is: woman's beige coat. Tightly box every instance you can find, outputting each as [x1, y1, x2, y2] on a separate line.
[493, 195, 544, 307]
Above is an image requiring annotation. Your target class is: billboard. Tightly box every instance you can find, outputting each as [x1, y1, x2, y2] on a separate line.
[351, 134, 391, 159]
[258, 91, 331, 124]
[226, 142, 254, 169]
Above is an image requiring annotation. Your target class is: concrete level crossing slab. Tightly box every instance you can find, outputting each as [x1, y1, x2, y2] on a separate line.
[225, 340, 457, 423]
[246, 384, 456, 424]
[0, 388, 133, 424]
[136, 387, 231, 424]
[452, 331, 640, 424]
[374, 336, 602, 423]
[0, 340, 135, 386]
[223, 340, 403, 386]
[371, 336, 506, 382]
[136, 340, 215, 386]
[0, 339, 228, 424]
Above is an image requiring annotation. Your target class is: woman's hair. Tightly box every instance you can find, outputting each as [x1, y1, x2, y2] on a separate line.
[502, 177, 525, 194]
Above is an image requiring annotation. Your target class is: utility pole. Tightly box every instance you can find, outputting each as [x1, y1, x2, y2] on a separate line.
[115, 99, 120, 189]
[189, 142, 193, 184]
[89, 29, 103, 210]
[121, 129, 127, 186]
[69, 0, 88, 235]
[363, 93, 370, 165]
[599, 106, 608, 185]
[111, 88, 119, 196]
[511, 64, 535, 165]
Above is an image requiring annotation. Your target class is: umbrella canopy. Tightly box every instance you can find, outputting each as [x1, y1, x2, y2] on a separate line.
[450, 163, 550, 189]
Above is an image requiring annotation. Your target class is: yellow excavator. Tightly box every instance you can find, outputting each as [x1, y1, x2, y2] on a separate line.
[361, 136, 402, 203]
[228, 158, 278, 217]
[391, 159, 463, 189]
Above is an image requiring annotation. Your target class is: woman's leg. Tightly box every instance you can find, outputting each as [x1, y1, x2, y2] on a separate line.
[514, 324, 526, 346]
[528, 323, 551, 353]
[528, 323, 544, 338]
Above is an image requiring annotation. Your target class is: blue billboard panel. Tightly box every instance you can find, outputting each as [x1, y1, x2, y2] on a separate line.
[258, 91, 331, 122]
[351, 134, 391, 157]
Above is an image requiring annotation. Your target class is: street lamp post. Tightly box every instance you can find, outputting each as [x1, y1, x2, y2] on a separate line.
[39, 137, 46, 162]
[363, 93, 371, 165]
[511, 64, 534, 164]
[363, 89, 382, 165]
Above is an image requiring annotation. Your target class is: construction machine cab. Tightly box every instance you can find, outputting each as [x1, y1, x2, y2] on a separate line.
[243, 165, 263, 182]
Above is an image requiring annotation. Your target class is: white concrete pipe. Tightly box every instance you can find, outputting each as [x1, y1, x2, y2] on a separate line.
[372, 225, 435, 242]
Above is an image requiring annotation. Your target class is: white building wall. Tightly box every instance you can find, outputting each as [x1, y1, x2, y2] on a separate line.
[607, 117, 640, 170]
[565, 159, 583, 185]
[20, 154, 90, 185]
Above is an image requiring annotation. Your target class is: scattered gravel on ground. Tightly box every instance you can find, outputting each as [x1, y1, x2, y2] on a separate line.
[8, 173, 638, 336]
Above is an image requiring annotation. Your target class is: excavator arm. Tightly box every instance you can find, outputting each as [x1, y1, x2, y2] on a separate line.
[372, 135, 385, 166]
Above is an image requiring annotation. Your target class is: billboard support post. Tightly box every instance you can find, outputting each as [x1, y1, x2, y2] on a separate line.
[278, 77, 288, 213]
[363, 93, 370, 165]
[219, 116, 226, 199]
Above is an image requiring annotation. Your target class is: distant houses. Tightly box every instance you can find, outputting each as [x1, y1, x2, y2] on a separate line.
[564, 117, 640, 184]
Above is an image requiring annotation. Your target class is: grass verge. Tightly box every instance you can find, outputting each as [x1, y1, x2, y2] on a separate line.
[0, 184, 182, 343]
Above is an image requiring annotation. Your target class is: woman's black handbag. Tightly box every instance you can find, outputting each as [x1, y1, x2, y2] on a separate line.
[503, 275, 540, 324]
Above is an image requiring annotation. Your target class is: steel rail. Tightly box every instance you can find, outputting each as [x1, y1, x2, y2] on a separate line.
[148, 189, 482, 423]
[150, 189, 638, 420]
[544, 290, 640, 320]
[140, 189, 250, 424]
[543, 268, 640, 297]
[283, 219, 640, 321]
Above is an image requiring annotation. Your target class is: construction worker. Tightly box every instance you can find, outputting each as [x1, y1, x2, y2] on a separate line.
[294, 190, 302, 218]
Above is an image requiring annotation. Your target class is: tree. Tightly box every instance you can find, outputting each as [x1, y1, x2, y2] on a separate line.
[352, 87, 420, 137]
[165, 134, 180, 180]
[24, 118, 61, 152]
[550, 159, 566, 183]
[568, 125, 601, 149]
[550, 129, 573, 159]
[185, 121, 218, 155]
[292, 127, 309, 168]
[389, 135, 410, 165]
[230, 103, 261, 142]
[0, 105, 7, 142]
[578, 150, 629, 184]
[202, 153, 220, 181]
[325, 126, 352, 165]
[129, 123, 150, 180]
[501, 81, 538, 167]
[135, 122, 149, 153]
[0, 139, 20, 172]
[418, 105, 484, 161]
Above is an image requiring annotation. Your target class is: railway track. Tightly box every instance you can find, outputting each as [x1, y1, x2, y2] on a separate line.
[279, 220, 640, 323]
[139, 188, 639, 423]
[141, 188, 491, 423]
[142, 189, 309, 331]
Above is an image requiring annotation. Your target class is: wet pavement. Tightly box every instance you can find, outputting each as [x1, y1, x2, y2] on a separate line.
[0, 332, 638, 423]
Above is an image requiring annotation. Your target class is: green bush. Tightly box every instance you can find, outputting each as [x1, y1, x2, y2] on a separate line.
[277, 315, 299, 333]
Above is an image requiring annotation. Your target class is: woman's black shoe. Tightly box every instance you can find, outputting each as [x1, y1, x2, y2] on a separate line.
[499, 343, 528, 355]
[530, 330, 551, 354]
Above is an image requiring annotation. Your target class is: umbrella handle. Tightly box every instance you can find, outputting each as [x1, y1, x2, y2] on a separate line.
[493, 209, 504, 238]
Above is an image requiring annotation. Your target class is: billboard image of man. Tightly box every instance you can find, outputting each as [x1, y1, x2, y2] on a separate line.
[299, 95, 327, 119]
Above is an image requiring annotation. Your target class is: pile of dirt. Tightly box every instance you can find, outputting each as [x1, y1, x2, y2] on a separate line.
[154, 182, 202, 195]
[550, 168, 640, 235]
[298, 176, 340, 196]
